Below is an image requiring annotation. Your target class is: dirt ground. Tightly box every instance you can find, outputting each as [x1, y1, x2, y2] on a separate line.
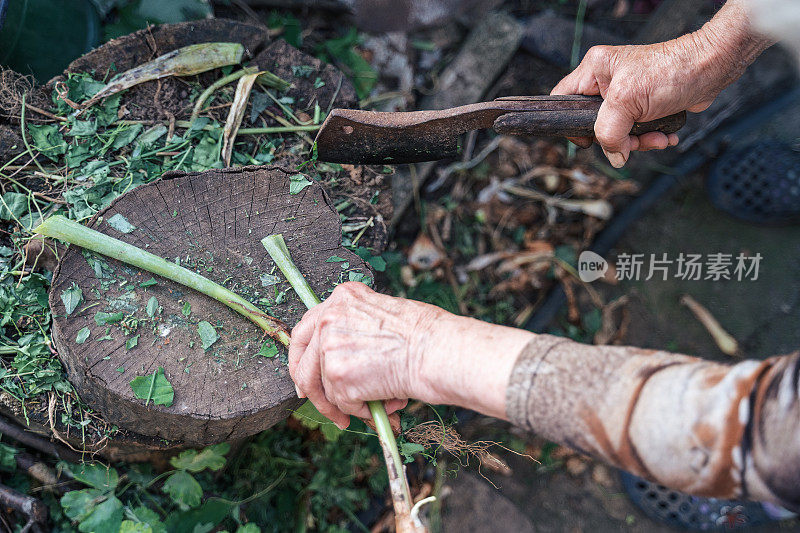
[440, 68, 800, 533]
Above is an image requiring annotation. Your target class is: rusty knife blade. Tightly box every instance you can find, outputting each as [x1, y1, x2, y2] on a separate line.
[314, 97, 594, 164]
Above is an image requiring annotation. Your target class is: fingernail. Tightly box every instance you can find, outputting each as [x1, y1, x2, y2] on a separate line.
[335, 421, 347, 430]
[606, 151, 626, 168]
[294, 384, 305, 398]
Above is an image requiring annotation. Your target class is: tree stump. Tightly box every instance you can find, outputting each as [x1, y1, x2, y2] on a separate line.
[0, 18, 390, 456]
[49, 165, 372, 445]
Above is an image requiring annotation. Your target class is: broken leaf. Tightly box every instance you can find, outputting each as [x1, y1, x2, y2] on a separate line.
[76, 327, 91, 344]
[288, 174, 312, 195]
[258, 340, 278, 358]
[181, 301, 191, 317]
[126, 335, 139, 350]
[95, 311, 125, 325]
[140, 277, 158, 288]
[61, 283, 83, 315]
[162, 471, 202, 510]
[129, 367, 174, 407]
[146, 296, 159, 317]
[107, 213, 136, 234]
[197, 321, 218, 350]
[169, 443, 229, 472]
[84, 42, 245, 108]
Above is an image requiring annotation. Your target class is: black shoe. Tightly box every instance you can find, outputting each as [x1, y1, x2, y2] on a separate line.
[619, 471, 794, 530]
[706, 141, 800, 225]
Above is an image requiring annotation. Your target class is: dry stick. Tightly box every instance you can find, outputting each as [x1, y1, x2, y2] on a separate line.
[0, 484, 48, 532]
[680, 294, 740, 357]
[0, 414, 83, 463]
[261, 234, 428, 533]
[33, 216, 291, 346]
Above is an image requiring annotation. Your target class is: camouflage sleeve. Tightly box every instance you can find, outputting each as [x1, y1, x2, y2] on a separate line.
[506, 334, 800, 511]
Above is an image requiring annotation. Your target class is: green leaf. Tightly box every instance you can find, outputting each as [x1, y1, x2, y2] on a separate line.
[146, 296, 159, 317]
[76, 327, 91, 344]
[0, 442, 17, 471]
[292, 401, 342, 442]
[163, 499, 232, 533]
[399, 441, 425, 463]
[107, 213, 137, 233]
[95, 311, 124, 325]
[197, 321, 218, 351]
[325, 256, 347, 262]
[136, 124, 168, 147]
[68, 119, 98, 137]
[0, 192, 28, 221]
[320, 29, 377, 99]
[27, 123, 67, 161]
[111, 124, 144, 150]
[353, 247, 387, 272]
[125, 506, 166, 533]
[120, 521, 153, 533]
[61, 283, 83, 315]
[181, 301, 191, 317]
[80, 494, 124, 533]
[126, 335, 139, 350]
[170, 443, 230, 473]
[62, 488, 124, 532]
[288, 174, 312, 195]
[129, 367, 174, 407]
[258, 340, 278, 358]
[236, 525, 262, 533]
[162, 471, 202, 510]
[140, 277, 158, 288]
[68, 463, 120, 490]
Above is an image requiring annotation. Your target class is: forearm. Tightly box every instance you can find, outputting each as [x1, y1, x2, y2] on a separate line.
[414, 313, 535, 419]
[506, 335, 800, 510]
[691, 0, 774, 76]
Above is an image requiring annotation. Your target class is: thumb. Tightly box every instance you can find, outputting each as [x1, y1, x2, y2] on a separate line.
[594, 98, 636, 168]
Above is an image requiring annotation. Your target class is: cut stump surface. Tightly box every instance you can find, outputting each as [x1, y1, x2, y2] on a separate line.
[49, 165, 372, 445]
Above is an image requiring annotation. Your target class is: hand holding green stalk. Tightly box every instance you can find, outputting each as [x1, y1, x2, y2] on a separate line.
[262, 235, 427, 533]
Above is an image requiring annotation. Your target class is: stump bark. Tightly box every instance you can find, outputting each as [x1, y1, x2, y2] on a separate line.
[49, 166, 372, 445]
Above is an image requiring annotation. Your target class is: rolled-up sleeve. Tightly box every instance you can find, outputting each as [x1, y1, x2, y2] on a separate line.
[506, 335, 800, 511]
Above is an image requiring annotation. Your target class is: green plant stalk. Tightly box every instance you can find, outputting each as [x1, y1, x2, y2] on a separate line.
[262, 234, 423, 532]
[190, 67, 291, 124]
[33, 216, 290, 346]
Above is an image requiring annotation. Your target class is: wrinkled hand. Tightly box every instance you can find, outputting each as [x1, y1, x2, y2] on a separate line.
[289, 282, 441, 429]
[290, 282, 535, 428]
[551, 32, 743, 167]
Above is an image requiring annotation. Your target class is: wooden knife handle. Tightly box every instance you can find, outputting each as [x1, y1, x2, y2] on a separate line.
[492, 95, 686, 138]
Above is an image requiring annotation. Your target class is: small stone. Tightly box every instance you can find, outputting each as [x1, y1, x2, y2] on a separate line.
[592, 464, 615, 488]
[565, 457, 588, 476]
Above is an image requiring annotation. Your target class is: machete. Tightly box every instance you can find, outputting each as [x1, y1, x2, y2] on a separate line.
[314, 95, 686, 164]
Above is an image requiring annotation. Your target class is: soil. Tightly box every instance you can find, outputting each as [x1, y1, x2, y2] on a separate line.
[50, 165, 372, 445]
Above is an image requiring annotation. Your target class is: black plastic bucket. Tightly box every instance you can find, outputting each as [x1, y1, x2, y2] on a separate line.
[0, 0, 100, 81]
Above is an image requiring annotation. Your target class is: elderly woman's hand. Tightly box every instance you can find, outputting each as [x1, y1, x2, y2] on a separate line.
[552, 0, 772, 168]
[289, 282, 534, 429]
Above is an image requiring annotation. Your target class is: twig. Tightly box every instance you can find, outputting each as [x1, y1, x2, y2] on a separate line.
[0, 414, 83, 462]
[0, 485, 47, 533]
[680, 294, 740, 357]
[23, 104, 66, 122]
[190, 67, 254, 124]
[19, 95, 46, 175]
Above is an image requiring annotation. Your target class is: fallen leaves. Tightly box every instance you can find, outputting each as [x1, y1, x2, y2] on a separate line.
[129, 367, 174, 407]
